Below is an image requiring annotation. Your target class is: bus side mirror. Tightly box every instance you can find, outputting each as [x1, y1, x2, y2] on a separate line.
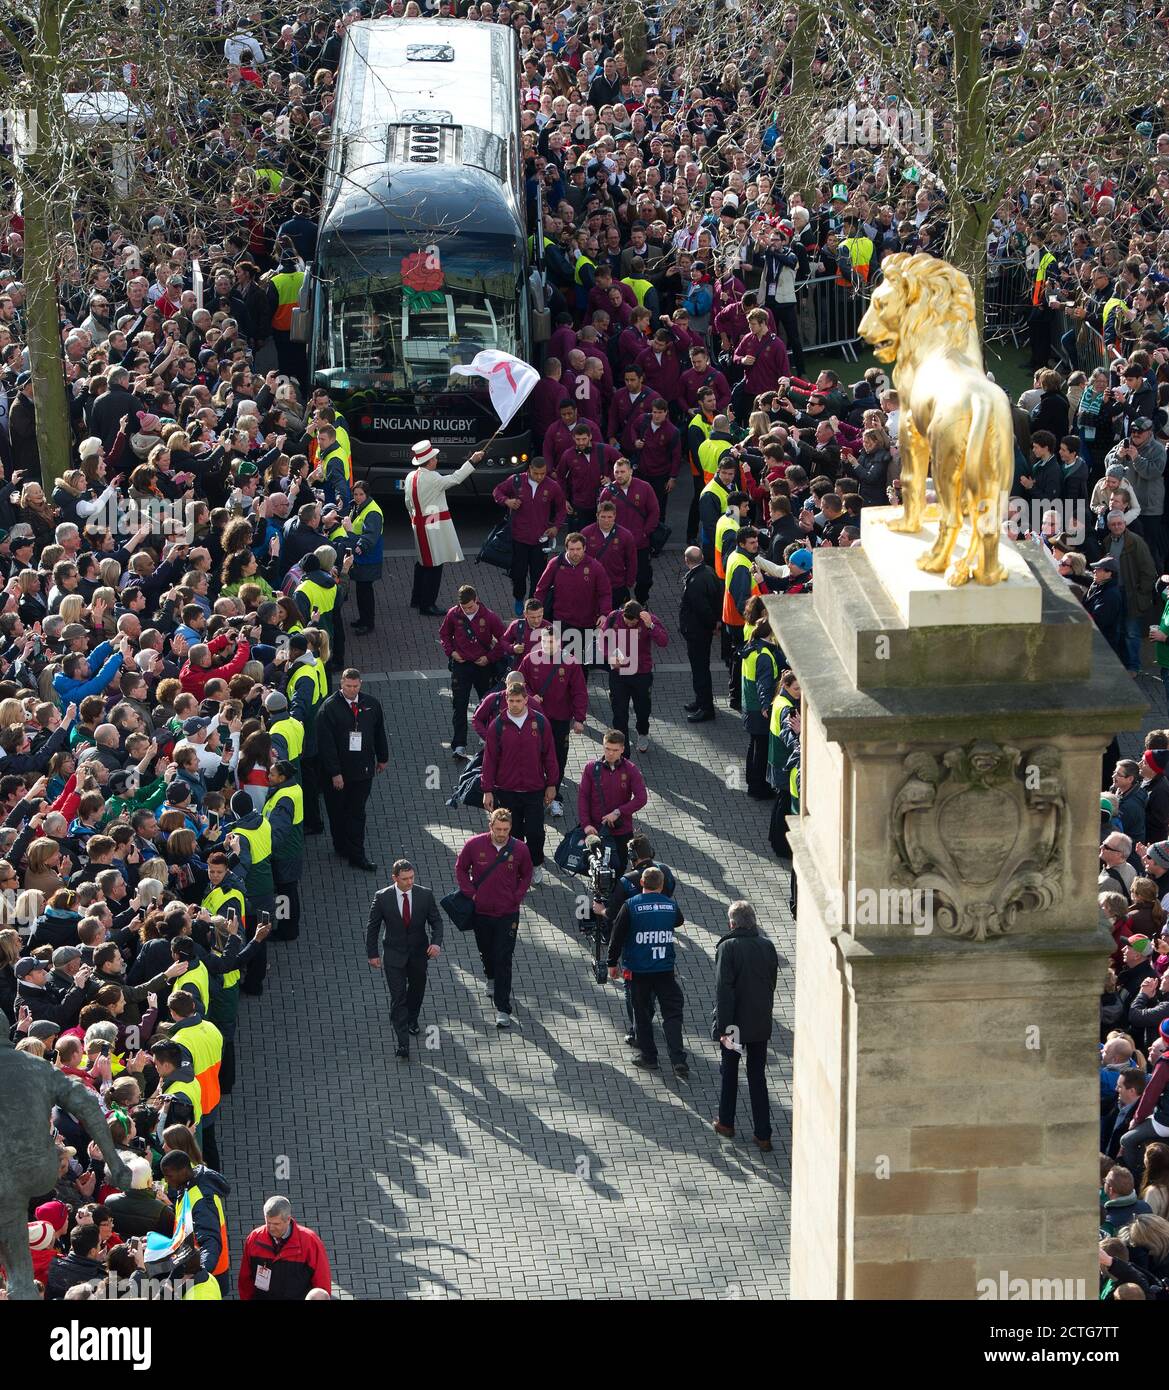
[531, 306, 550, 343]
[290, 307, 312, 344]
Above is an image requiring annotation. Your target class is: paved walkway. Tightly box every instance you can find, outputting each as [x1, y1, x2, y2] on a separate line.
[219, 485, 795, 1299]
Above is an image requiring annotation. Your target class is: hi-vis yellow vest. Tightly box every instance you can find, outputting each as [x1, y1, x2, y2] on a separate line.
[714, 510, 740, 580]
[269, 715, 304, 762]
[264, 782, 304, 826]
[698, 436, 734, 483]
[287, 658, 327, 705]
[270, 270, 304, 331]
[296, 576, 336, 616]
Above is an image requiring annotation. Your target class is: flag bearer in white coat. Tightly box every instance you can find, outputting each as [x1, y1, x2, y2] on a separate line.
[404, 439, 485, 615]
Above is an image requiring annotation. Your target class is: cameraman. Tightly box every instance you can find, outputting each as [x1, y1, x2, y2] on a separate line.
[594, 834, 677, 1046]
[607, 865, 688, 1078]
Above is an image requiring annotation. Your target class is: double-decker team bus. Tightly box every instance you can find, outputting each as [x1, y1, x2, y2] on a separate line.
[295, 18, 545, 494]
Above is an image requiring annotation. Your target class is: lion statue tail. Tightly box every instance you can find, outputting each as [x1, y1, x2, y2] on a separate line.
[969, 388, 1012, 538]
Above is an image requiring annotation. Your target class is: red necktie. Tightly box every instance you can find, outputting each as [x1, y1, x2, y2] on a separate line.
[351, 702, 359, 721]
[401, 893, 411, 927]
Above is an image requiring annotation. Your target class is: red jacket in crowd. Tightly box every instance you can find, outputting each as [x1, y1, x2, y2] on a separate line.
[179, 634, 251, 698]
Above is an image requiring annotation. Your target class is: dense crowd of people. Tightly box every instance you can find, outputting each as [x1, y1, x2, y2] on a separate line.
[3, 0, 1167, 1303]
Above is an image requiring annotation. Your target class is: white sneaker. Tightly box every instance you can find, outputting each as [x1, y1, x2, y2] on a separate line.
[550, 798, 564, 818]
[496, 1011, 512, 1029]
[451, 744, 468, 759]
[637, 736, 650, 753]
[532, 866, 546, 885]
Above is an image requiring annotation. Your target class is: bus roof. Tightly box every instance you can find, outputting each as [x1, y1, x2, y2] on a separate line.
[333, 18, 518, 146]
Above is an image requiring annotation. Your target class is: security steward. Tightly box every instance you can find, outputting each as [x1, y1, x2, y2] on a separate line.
[282, 633, 327, 834]
[225, 789, 277, 995]
[315, 666, 388, 872]
[723, 526, 761, 713]
[313, 420, 352, 509]
[697, 455, 738, 567]
[263, 690, 305, 765]
[267, 250, 307, 380]
[264, 759, 304, 939]
[740, 616, 781, 799]
[607, 865, 688, 1078]
[159, 1150, 232, 1294]
[686, 385, 718, 541]
[341, 478, 384, 635]
[679, 545, 722, 723]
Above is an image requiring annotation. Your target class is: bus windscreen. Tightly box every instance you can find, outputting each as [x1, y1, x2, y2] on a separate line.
[315, 231, 521, 390]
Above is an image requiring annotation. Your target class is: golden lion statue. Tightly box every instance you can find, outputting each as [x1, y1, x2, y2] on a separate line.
[858, 253, 1014, 586]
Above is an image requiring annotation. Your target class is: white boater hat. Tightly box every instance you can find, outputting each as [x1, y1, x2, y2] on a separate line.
[412, 439, 439, 466]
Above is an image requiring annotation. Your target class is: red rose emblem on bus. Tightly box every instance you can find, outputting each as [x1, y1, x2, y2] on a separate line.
[401, 251, 446, 310]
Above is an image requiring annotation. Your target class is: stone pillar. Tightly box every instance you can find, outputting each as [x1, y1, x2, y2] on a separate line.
[768, 512, 1146, 1301]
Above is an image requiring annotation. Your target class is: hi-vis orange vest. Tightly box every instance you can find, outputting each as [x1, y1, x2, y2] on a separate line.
[722, 548, 759, 626]
[1032, 250, 1057, 306]
[269, 270, 304, 331]
[837, 235, 874, 286]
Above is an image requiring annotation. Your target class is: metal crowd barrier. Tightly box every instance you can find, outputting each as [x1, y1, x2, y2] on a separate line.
[797, 273, 868, 360]
[985, 257, 1029, 345]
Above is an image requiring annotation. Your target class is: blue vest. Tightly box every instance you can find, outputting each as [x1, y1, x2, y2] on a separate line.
[621, 891, 681, 974]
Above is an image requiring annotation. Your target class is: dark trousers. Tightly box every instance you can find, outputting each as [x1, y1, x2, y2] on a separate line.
[723, 624, 744, 707]
[1120, 1117, 1166, 1182]
[550, 716, 571, 793]
[510, 540, 547, 602]
[241, 899, 274, 994]
[272, 329, 308, 384]
[450, 661, 495, 747]
[201, 1118, 220, 1172]
[631, 970, 685, 1064]
[609, 670, 653, 738]
[330, 604, 346, 671]
[746, 732, 769, 794]
[355, 579, 376, 628]
[473, 911, 519, 1013]
[323, 776, 372, 861]
[644, 473, 670, 516]
[685, 629, 715, 711]
[634, 547, 653, 603]
[273, 878, 301, 940]
[1027, 306, 1054, 367]
[219, 1038, 236, 1096]
[718, 1039, 772, 1139]
[686, 468, 704, 542]
[496, 786, 546, 866]
[771, 301, 805, 376]
[612, 586, 631, 609]
[411, 562, 443, 609]
[384, 952, 428, 1049]
[302, 753, 324, 832]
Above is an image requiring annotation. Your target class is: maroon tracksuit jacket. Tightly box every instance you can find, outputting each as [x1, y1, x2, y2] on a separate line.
[608, 387, 653, 446]
[455, 832, 533, 915]
[680, 366, 732, 414]
[480, 706, 558, 794]
[628, 416, 682, 479]
[517, 652, 588, 721]
[576, 755, 648, 836]
[492, 471, 568, 544]
[542, 418, 600, 469]
[598, 477, 660, 549]
[472, 687, 544, 739]
[581, 521, 638, 591]
[556, 443, 621, 510]
[439, 604, 506, 663]
[534, 552, 612, 627]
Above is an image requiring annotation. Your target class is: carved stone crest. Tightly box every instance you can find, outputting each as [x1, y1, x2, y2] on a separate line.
[889, 740, 1065, 941]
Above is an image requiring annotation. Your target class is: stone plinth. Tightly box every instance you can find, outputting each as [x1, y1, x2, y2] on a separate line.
[860, 507, 1043, 627]
[769, 539, 1145, 1300]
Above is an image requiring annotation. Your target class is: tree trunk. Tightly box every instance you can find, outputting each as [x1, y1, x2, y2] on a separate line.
[618, 9, 647, 77]
[21, 168, 72, 490]
[947, 6, 992, 347]
[783, 6, 820, 200]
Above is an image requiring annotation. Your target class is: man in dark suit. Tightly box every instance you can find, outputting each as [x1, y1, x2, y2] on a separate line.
[678, 546, 722, 722]
[316, 667, 389, 871]
[366, 858, 443, 1061]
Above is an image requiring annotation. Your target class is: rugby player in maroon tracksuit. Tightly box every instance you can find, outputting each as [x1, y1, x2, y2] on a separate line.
[455, 805, 534, 1030]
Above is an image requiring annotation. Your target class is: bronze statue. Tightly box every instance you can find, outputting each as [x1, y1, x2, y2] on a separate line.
[858, 253, 1015, 586]
[0, 1032, 134, 1299]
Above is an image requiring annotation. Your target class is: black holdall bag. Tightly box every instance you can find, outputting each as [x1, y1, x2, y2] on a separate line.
[440, 836, 515, 931]
[649, 522, 671, 556]
[477, 470, 526, 569]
